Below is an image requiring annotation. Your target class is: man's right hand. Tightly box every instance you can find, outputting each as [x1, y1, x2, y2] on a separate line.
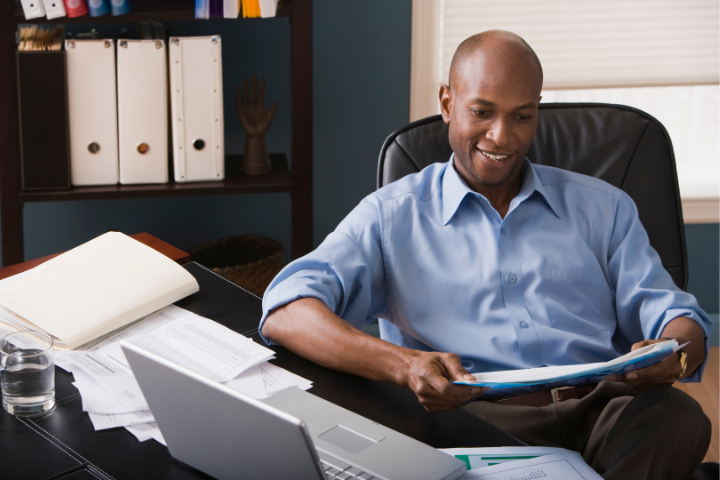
[263, 298, 487, 413]
[404, 351, 488, 412]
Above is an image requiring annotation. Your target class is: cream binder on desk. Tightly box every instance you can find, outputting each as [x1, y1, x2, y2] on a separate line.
[169, 36, 225, 183]
[117, 40, 168, 185]
[65, 39, 119, 186]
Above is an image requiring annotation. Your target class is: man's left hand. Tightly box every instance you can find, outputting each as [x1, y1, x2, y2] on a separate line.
[605, 316, 705, 389]
[605, 339, 681, 389]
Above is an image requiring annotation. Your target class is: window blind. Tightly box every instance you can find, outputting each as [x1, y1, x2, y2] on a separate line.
[440, 0, 720, 89]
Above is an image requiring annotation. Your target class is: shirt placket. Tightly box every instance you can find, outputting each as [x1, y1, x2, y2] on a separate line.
[497, 222, 544, 367]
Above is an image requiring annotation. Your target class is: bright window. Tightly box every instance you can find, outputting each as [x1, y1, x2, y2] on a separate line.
[410, 0, 720, 222]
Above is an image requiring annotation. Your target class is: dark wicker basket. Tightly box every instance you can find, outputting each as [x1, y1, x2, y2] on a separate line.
[188, 235, 284, 297]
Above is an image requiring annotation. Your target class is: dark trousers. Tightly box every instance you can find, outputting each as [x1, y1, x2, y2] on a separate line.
[463, 381, 711, 480]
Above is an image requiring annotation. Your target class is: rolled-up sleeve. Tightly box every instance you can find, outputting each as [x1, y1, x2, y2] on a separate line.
[259, 195, 389, 345]
[608, 190, 712, 382]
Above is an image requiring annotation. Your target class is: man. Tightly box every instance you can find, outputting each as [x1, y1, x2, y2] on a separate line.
[260, 31, 712, 479]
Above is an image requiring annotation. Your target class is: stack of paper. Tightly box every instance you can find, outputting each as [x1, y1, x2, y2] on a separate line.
[440, 447, 603, 479]
[455, 340, 683, 388]
[53, 305, 312, 444]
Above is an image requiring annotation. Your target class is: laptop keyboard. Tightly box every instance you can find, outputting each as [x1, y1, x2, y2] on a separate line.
[319, 451, 376, 480]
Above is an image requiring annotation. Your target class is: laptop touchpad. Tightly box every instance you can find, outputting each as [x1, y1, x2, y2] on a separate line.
[318, 421, 385, 454]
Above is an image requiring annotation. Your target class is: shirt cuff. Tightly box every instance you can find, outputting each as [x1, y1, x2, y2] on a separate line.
[652, 308, 711, 383]
[259, 281, 338, 346]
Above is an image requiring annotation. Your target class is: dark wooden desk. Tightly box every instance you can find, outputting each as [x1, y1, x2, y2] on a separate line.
[0, 238, 521, 479]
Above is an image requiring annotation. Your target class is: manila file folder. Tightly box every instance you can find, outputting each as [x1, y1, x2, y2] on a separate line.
[65, 39, 119, 186]
[0, 232, 199, 350]
[169, 36, 225, 183]
[117, 39, 168, 184]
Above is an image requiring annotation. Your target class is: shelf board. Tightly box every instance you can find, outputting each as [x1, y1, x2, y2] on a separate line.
[14, 0, 291, 25]
[20, 153, 294, 202]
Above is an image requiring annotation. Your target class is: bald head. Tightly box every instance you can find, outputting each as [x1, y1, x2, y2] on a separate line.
[448, 30, 543, 91]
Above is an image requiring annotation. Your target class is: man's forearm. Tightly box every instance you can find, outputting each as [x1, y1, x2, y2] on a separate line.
[262, 297, 418, 387]
[661, 316, 707, 378]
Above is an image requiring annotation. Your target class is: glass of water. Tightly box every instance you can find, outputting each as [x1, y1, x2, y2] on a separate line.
[0, 331, 55, 417]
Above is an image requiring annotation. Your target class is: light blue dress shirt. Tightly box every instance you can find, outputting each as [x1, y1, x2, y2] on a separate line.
[260, 157, 711, 395]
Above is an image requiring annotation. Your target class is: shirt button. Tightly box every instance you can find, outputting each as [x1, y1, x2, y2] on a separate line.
[500, 228, 507, 235]
[509, 274, 517, 283]
[520, 321, 529, 328]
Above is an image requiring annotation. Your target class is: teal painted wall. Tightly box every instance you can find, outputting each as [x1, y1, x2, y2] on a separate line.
[9, 3, 719, 336]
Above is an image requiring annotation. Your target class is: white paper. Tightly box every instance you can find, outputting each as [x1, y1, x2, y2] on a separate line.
[88, 409, 154, 430]
[125, 314, 275, 382]
[460, 453, 602, 479]
[66, 351, 149, 411]
[440, 446, 584, 469]
[225, 365, 268, 399]
[70, 366, 137, 414]
[258, 363, 313, 395]
[225, 362, 314, 400]
[459, 341, 679, 386]
[125, 422, 166, 445]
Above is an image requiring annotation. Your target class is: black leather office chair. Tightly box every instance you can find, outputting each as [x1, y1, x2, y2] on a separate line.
[377, 103, 688, 290]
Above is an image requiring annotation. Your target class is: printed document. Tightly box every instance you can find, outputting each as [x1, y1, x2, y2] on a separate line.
[456, 340, 684, 387]
[441, 448, 602, 479]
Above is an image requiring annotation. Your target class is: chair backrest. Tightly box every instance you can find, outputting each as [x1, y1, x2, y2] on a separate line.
[377, 103, 688, 290]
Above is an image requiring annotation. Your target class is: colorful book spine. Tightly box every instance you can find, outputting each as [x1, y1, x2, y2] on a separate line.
[63, 0, 89, 18]
[110, 0, 130, 16]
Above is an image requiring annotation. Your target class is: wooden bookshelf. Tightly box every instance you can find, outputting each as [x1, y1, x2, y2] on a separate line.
[20, 154, 294, 202]
[0, 0, 313, 265]
[12, 0, 293, 25]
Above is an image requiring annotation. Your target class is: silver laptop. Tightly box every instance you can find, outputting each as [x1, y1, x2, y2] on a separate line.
[121, 341, 466, 480]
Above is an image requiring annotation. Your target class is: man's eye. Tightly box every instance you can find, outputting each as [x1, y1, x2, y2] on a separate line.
[517, 115, 531, 121]
[472, 109, 488, 116]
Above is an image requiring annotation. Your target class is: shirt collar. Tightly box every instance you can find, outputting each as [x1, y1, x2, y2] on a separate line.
[441, 155, 562, 225]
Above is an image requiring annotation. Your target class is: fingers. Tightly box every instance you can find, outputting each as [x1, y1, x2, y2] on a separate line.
[407, 352, 487, 412]
[606, 353, 681, 389]
[259, 78, 266, 103]
[250, 74, 257, 102]
[442, 352, 477, 383]
[242, 79, 249, 107]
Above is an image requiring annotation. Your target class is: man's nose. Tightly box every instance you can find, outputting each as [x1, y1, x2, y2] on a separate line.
[485, 118, 510, 148]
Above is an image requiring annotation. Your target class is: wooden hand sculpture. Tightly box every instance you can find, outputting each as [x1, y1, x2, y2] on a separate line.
[235, 74, 280, 175]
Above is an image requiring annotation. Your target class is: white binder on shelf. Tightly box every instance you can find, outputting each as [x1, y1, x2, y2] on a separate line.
[168, 36, 225, 183]
[41, 0, 67, 19]
[20, 0, 46, 20]
[117, 39, 168, 185]
[65, 39, 119, 186]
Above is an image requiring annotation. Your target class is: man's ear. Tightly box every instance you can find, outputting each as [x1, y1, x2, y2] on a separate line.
[439, 84, 452, 123]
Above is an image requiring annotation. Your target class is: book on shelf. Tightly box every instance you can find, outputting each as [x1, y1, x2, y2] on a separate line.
[0, 232, 199, 350]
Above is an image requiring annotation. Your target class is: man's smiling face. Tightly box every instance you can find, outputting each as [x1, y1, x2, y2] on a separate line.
[441, 33, 542, 190]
